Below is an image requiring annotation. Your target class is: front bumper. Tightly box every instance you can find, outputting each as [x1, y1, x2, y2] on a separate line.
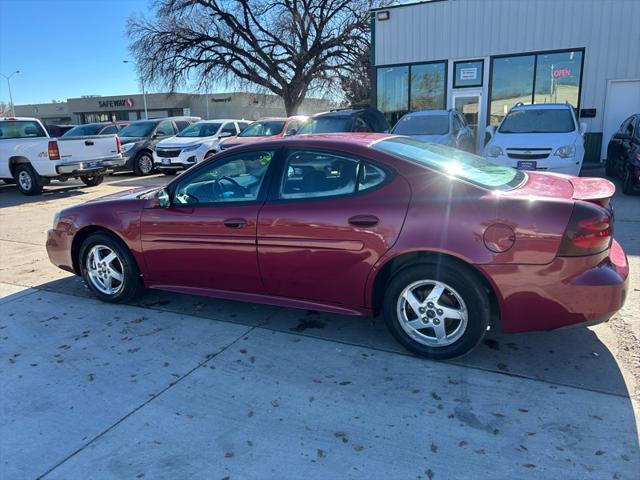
[56, 156, 125, 175]
[153, 149, 205, 171]
[46, 228, 75, 274]
[480, 239, 629, 333]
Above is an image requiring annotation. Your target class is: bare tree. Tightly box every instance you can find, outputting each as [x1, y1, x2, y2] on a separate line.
[0, 100, 12, 116]
[339, 43, 371, 106]
[128, 0, 373, 115]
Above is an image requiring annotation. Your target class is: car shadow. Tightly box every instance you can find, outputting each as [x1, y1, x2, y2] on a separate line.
[34, 275, 634, 398]
[0, 182, 87, 208]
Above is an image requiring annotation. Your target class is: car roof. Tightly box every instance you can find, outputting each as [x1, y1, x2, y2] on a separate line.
[227, 132, 394, 150]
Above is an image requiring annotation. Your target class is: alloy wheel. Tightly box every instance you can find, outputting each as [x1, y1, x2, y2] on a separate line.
[138, 154, 153, 175]
[18, 170, 32, 191]
[86, 244, 125, 296]
[396, 280, 468, 347]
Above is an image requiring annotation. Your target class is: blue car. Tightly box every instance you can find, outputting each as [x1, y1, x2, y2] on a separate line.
[391, 109, 475, 153]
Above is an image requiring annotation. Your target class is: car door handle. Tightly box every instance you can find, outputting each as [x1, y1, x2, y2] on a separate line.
[84, 140, 94, 146]
[348, 215, 379, 227]
[224, 218, 248, 229]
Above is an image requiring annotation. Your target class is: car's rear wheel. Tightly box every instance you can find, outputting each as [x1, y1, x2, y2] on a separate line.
[80, 174, 104, 187]
[622, 167, 635, 195]
[14, 164, 43, 196]
[79, 233, 142, 303]
[383, 262, 489, 359]
[133, 151, 154, 176]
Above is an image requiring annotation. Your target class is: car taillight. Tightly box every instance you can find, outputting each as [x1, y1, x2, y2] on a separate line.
[48, 141, 60, 160]
[116, 135, 122, 154]
[557, 202, 612, 257]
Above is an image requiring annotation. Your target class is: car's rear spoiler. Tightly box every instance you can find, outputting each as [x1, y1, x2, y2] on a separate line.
[569, 177, 616, 207]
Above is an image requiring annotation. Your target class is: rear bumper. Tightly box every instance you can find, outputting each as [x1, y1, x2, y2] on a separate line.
[56, 156, 125, 175]
[480, 239, 629, 333]
[46, 228, 75, 274]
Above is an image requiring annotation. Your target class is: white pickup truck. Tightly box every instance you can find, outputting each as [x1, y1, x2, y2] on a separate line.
[0, 117, 124, 195]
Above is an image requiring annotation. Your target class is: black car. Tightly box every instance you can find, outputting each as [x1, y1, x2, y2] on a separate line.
[61, 122, 129, 137]
[118, 116, 200, 175]
[298, 106, 390, 134]
[605, 113, 640, 195]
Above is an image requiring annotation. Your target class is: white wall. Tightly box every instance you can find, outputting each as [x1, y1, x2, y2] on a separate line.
[374, 0, 640, 132]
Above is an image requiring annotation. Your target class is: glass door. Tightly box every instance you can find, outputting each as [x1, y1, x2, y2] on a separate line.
[453, 92, 482, 153]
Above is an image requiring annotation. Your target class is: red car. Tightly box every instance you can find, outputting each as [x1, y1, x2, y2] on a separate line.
[46, 134, 629, 359]
[218, 116, 307, 151]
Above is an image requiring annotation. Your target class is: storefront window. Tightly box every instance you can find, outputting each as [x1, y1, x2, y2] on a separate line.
[489, 55, 535, 125]
[453, 60, 483, 88]
[377, 66, 409, 126]
[410, 62, 446, 111]
[534, 51, 582, 106]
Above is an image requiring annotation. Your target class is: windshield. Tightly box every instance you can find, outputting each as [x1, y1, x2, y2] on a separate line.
[499, 109, 575, 133]
[298, 117, 352, 134]
[177, 122, 222, 138]
[238, 120, 285, 137]
[393, 115, 449, 135]
[373, 136, 525, 191]
[118, 121, 156, 138]
[62, 124, 103, 137]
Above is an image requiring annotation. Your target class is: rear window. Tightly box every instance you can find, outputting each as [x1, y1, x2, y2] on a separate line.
[62, 124, 102, 137]
[372, 136, 525, 191]
[499, 109, 575, 133]
[238, 120, 285, 137]
[393, 115, 449, 135]
[0, 120, 47, 139]
[298, 116, 353, 134]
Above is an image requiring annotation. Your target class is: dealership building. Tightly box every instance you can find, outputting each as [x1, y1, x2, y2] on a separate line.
[372, 0, 640, 163]
[15, 92, 332, 126]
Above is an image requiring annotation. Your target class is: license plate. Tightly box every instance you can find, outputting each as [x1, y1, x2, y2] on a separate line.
[162, 159, 171, 165]
[85, 162, 99, 169]
[517, 161, 537, 171]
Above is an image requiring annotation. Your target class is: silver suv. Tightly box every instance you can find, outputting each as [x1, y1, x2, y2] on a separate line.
[391, 109, 475, 153]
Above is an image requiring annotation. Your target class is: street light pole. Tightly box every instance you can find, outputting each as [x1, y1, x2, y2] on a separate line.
[123, 60, 148, 120]
[1, 70, 20, 116]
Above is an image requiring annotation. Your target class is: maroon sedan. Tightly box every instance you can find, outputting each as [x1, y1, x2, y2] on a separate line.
[46, 134, 629, 359]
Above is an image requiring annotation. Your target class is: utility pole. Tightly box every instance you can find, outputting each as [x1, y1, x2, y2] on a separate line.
[1, 70, 20, 116]
[123, 60, 148, 119]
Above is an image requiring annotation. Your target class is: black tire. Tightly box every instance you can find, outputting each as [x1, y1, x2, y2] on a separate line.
[14, 164, 44, 196]
[622, 167, 635, 195]
[79, 232, 143, 303]
[80, 174, 104, 187]
[382, 262, 490, 360]
[605, 156, 615, 178]
[133, 151, 154, 176]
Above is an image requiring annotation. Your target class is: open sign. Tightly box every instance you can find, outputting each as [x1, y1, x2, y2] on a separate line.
[553, 68, 572, 77]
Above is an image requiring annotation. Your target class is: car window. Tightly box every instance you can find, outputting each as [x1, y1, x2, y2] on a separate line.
[354, 117, 372, 132]
[0, 120, 47, 139]
[280, 150, 360, 199]
[358, 162, 387, 191]
[175, 120, 191, 132]
[237, 121, 251, 132]
[119, 121, 156, 137]
[178, 122, 222, 137]
[62, 124, 102, 137]
[238, 120, 285, 137]
[156, 120, 176, 136]
[622, 117, 635, 136]
[453, 114, 464, 132]
[221, 123, 237, 135]
[174, 150, 274, 205]
[298, 116, 353, 134]
[499, 109, 575, 133]
[101, 125, 118, 135]
[393, 115, 449, 135]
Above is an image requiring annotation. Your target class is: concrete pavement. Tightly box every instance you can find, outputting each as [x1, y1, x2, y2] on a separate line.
[1, 173, 638, 479]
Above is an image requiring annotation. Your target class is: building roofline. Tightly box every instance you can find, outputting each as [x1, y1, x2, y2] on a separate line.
[371, 0, 447, 13]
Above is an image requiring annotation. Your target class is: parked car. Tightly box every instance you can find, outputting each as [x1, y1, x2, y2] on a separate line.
[62, 122, 129, 137]
[484, 103, 587, 176]
[0, 117, 123, 195]
[118, 116, 201, 175]
[46, 134, 628, 359]
[45, 124, 76, 137]
[605, 113, 639, 195]
[391, 109, 474, 152]
[153, 119, 251, 175]
[297, 106, 389, 134]
[218, 116, 306, 151]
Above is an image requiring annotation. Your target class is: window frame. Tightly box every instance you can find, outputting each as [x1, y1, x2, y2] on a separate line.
[267, 147, 395, 204]
[487, 47, 585, 128]
[100, 125, 118, 135]
[453, 59, 484, 89]
[167, 147, 282, 208]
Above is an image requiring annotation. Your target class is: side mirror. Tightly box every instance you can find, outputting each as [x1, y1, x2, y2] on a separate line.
[158, 188, 171, 208]
[579, 122, 588, 135]
[284, 128, 297, 136]
[485, 125, 496, 138]
[219, 131, 233, 138]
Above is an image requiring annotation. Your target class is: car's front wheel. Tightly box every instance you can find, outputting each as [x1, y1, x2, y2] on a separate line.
[79, 233, 143, 303]
[80, 174, 104, 187]
[383, 262, 490, 359]
[133, 151, 154, 176]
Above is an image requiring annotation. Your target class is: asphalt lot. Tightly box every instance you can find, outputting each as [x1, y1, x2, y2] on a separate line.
[1, 171, 639, 479]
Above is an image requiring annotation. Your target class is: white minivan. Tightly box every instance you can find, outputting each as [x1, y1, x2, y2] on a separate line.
[483, 103, 587, 176]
